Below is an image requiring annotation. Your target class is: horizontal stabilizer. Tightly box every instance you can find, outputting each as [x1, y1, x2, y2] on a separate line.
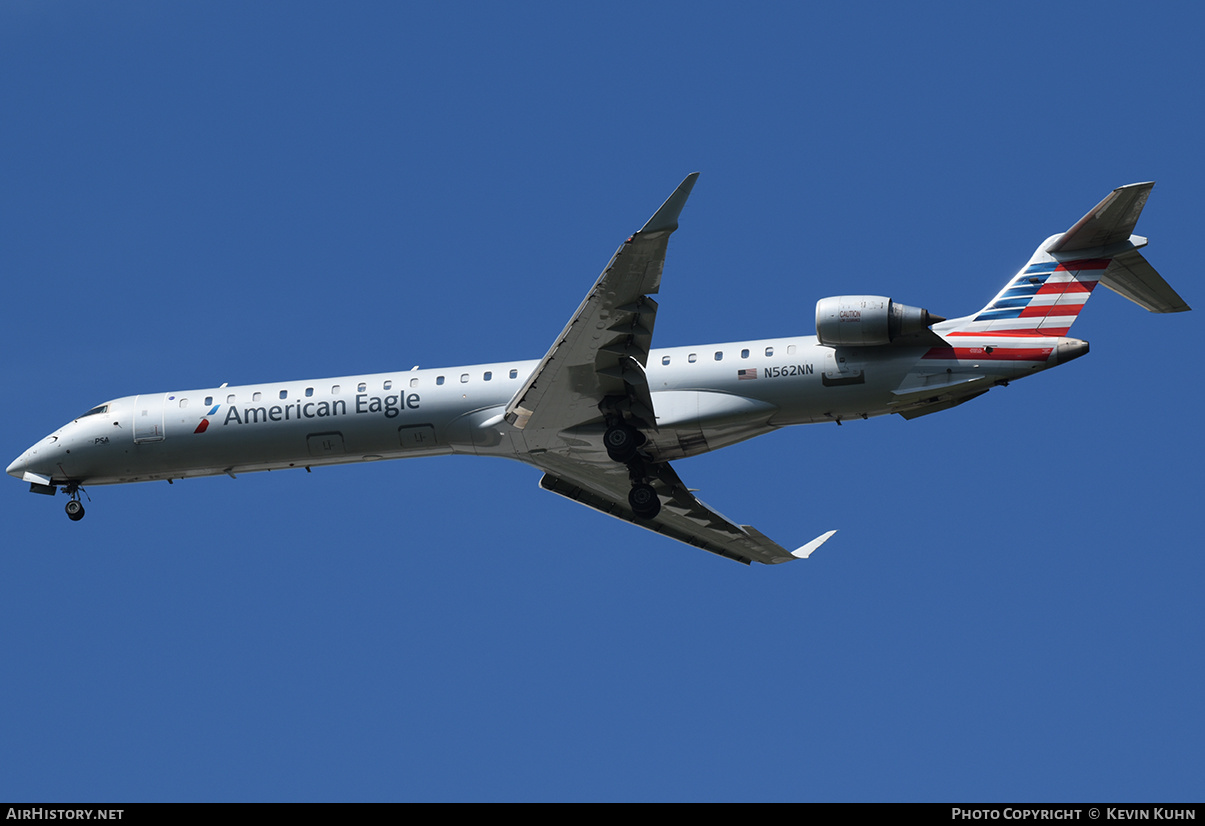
[1047, 182, 1154, 253]
[1102, 246, 1191, 313]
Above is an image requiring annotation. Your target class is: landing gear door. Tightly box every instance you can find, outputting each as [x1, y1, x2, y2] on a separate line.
[133, 394, 166, 443]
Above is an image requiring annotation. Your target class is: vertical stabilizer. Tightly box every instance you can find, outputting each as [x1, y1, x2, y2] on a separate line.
[947, 182, 1188, 336]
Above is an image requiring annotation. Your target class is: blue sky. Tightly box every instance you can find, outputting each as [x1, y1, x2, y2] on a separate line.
[2, 1, 1202, 802]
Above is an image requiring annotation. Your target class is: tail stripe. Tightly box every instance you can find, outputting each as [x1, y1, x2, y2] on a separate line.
[1000, 280, 1049, 299]
[957, 257, 1109, 337]
[1036, 280, 1094, 295]
[975, 307, 1025, 321]
[922, 345, 1054, 361]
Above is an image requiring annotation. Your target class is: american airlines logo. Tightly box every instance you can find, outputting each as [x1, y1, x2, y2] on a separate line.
[193, 404, 221, 434]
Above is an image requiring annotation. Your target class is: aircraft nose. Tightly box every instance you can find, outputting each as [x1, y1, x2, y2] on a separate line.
[8, 435, 60, 481]
[7, 452, 29, 480]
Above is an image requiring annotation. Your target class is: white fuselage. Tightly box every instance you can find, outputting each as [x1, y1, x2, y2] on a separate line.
[7, 329, 1078, 489]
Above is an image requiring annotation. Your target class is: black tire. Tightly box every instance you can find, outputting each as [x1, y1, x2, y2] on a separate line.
[628, 483, 661, 520]
[65, 500, 85, 521]
[605, 425, 641, 463]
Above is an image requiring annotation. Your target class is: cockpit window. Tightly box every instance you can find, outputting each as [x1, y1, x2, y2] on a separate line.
[79, 404, 109, 418]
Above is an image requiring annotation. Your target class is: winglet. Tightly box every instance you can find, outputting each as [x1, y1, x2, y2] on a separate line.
[639, 172, 700, 234]
[791, 530, 838, 559]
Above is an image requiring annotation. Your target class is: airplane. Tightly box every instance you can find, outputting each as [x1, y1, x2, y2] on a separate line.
[7, 174, 1191, 565]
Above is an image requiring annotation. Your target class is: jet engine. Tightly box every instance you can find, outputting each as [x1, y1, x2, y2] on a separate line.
[815, 295, 944, 346]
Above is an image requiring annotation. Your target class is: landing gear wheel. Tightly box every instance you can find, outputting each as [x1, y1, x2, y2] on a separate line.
[65, 500, 85, 521]
[605, 425, 643, 463]
[628, 483, 661, 520]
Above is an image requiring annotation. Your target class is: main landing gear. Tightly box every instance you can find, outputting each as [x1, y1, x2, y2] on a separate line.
[628, 481, 661, 520]
[604, 423, 644, 463]
[63, 483, 87, 522]
[605, 421, 661, 520]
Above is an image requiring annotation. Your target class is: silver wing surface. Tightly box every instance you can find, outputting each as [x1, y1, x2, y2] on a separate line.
[504, 173, 699, 436]
[504, 174, 835, 565]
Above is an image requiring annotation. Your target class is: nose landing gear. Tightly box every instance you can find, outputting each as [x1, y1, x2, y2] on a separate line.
[63, 483, 88, 522]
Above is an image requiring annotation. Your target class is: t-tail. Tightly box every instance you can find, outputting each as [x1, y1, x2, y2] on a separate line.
[945, 182, 1189, 341]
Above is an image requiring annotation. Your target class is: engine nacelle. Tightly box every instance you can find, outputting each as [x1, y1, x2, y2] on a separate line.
[815, 295, 944, 346]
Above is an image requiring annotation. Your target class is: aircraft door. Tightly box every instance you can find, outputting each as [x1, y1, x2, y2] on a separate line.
[133, 394, 166, 443]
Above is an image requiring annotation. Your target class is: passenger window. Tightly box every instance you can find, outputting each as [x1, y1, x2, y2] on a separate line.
[357, 382, 366, 392]
[410, 378, 419, 388]
[305, 387, 314, 397]
[279, 390, 288, 400]
[765, 347, 774, 357]
[787, 344, 797, 355]
[383, 381, 392, 390]
[484, 371, 492, 381]
[741, 349, 750, 359]
[253, 392, 262, 402]
[436, 376, 445, 386]
[460, 374, 469, 383]
[662, 356, 670, 366]
[688, 353, 697, 363]
[332, 385, 340, 394]
[714, 351, 723, 361]
[227, 395, 235, 404]
[509, 369, 518, 379]
[204, 396, 213, 406]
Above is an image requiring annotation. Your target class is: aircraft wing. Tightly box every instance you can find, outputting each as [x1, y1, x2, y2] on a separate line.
[506, 173, 835, 565]
[534, 453, 836, 566]
[503, 173, 699, 436]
